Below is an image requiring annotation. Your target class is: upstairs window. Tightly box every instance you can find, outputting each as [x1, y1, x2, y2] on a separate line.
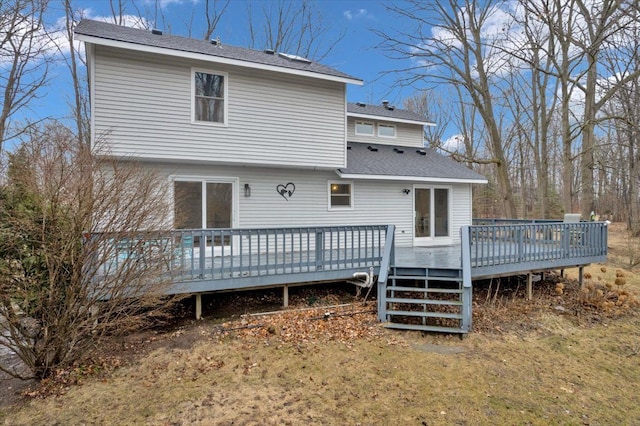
[378, 123, 396, 138]
[328, 181, 353, 209]
[355, 121, 374, 136]
[193, 69, 227, 125]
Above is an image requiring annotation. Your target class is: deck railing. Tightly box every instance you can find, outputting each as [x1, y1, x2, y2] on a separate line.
[92, 225, 391, 292]
[462, 221, 608, 277]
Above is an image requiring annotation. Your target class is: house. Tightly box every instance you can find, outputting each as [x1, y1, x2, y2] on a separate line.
[74, 19, 486, 248]
[74, 20, 607, 333]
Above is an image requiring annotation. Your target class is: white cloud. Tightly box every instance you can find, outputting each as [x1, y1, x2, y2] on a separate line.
[443, 134, 465, 152]
[343, 8, 373, 22]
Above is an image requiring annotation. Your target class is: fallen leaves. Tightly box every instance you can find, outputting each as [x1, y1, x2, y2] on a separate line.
[214, 303, 385, 346]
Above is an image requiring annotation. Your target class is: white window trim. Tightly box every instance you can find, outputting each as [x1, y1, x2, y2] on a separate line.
[413, 184, 452, 245]
[191, 68, 229, 127]
[355, 120, 374, 136]
[171, 175, 239, 228]
[327, 180, 354, 211]
[378, 123, 397, 138]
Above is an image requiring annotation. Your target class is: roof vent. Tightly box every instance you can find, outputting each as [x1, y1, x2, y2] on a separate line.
[356, 102, 366, 107]
[151, 29, 163, 35]
[416, 149, 427, 156]
[393, 147, 404, 154]
[367, 145, 378, 152]
[278, 52, 311, 63]
[382, 100, 395, 111]
[210, 36, 221, 47]
[264, 48, 275, 55]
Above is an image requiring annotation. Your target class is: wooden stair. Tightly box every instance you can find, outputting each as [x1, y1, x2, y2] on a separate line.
[383, 266, 471, 334]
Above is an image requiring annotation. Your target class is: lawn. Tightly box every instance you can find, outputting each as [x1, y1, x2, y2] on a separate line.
[1, 223, 639, 425]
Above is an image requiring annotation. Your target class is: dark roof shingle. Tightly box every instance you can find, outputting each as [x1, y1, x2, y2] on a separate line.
[339, 142, 486, 182]
[347, 102, 432, 124]
[74, 20, 360, 82]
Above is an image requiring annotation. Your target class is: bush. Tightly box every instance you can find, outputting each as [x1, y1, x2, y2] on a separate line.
[0, 123, 173, 379]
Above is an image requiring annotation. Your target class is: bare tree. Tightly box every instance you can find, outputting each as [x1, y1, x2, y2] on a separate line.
[61, 0, 89, 145]
[246, 0, 344, 61]
[402, 91, 449, 149]
[0, 123, 175, 379]
[0, 0, 51, 154]
[377, 0, 518, 217]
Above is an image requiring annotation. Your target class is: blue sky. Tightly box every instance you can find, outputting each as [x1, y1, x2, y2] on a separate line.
[32, 0, 420, 134]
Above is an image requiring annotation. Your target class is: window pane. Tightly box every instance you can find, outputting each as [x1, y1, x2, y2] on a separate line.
[331, 195, 351, 206]
[330, 183, 351, 207]
[355, 122, 373, 135]
[379, 124, 395, 137]
[206, 183, 232, 228]
[174, 181, 202, 229]
[195, 98, 224, 122]
[415, 188, 431, 238]
[434, 188, 449, 237]
[195, 72, 224, 97]
[330, 183, 350, 195]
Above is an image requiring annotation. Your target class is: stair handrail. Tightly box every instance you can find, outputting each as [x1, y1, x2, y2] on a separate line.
[377, 224, 395, 321]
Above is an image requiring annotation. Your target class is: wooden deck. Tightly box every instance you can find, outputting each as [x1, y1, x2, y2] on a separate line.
[90, 221, 608, 333]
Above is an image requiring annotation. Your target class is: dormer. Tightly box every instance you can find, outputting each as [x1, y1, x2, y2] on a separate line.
[346, 102, 434, 148]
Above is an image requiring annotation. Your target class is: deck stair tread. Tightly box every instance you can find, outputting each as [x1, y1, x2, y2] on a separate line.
[386, 297, 463, 306]
[388, 275, 463, 281]
[384, 323, 467, 333]
[387, 310, 463, 319]
[387, 286, 463, 294]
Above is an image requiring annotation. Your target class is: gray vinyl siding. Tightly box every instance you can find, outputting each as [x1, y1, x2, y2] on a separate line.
[146, 162, 473, 247]
[92, 46, 346, 168]
[347, 118, 424, 147]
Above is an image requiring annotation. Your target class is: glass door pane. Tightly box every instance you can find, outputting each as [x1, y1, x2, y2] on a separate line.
[206, 183, 232, 228]
[434, 188, 449, 237]
[415, 188, 431, 238]
[174, 181, 202, 229]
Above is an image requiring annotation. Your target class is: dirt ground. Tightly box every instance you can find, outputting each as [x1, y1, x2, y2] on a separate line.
[1, 222, 639, 424]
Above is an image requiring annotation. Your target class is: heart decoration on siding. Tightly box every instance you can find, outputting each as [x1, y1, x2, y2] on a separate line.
[276, 183, 296, 201]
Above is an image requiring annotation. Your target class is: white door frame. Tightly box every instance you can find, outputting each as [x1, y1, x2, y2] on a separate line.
[413, 184, 453, 246]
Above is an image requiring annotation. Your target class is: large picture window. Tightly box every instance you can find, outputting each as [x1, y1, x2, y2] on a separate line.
[193, 70, 227, 124]
[174, 180, 233, 229]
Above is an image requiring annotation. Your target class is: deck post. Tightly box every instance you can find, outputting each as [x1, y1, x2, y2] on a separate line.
[526, 273, 533, 300]
[195, 294, 202, 320]
[283, 285, 289, 307]
[578, 266, 584, 289]
[460, 226, 473, 332]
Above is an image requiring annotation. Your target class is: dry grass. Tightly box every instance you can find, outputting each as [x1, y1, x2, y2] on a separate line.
[2, 223, 640, 425]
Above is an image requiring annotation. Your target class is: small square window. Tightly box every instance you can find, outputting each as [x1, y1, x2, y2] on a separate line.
[355, 121, 374, 136]
[329, 182, 352, 209]
[378, 123, 396, 138]
[193, 69, 227, 124]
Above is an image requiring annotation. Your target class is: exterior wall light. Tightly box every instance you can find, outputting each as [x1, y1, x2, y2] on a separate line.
[244, 183, 251, 197]
[402, 188, 411, 195]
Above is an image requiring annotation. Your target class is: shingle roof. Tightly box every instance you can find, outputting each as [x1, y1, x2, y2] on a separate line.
[338, 142, 486, 182]
[74, 20, 361, 83]
[347, 102, 432, 124]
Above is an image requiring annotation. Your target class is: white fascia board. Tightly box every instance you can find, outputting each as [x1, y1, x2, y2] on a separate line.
[347, 112, 435, 126]
[335, 171, 488, 184]
[75, 34, 364, 86]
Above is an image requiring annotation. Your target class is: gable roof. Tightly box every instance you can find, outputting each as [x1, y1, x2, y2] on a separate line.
[347, 102, 434, 126]
[337, 142, 487, 183]
[74, 20, 362, 85]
